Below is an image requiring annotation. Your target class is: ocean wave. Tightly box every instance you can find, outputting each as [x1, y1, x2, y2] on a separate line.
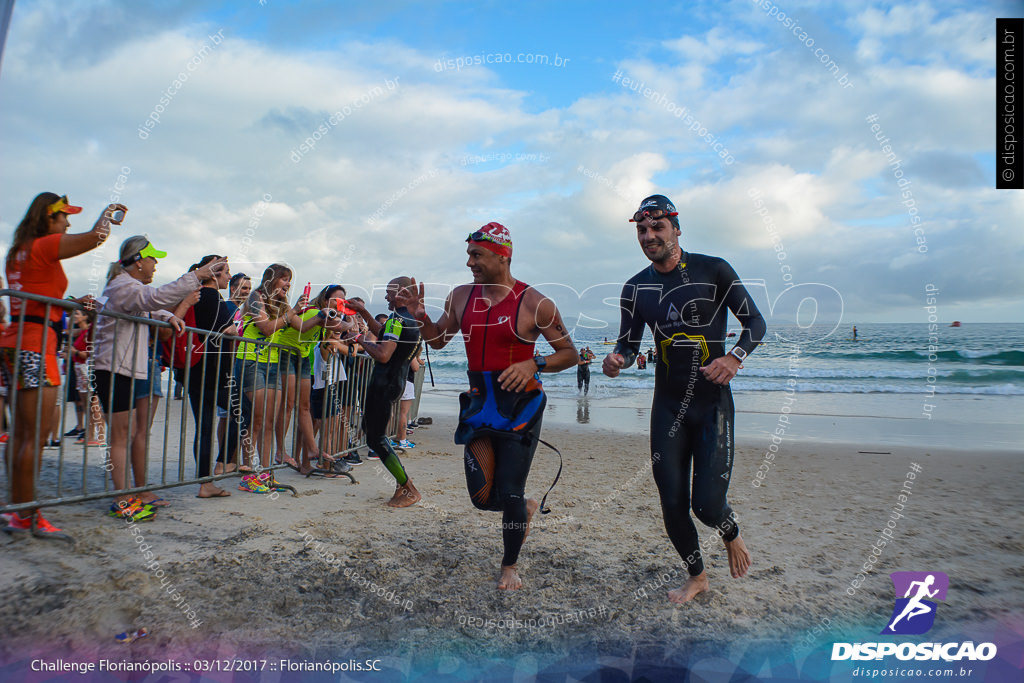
[426, 375, 1023, 396]
[805, 349, 1024, 365]
[732, 381, 1024, 396]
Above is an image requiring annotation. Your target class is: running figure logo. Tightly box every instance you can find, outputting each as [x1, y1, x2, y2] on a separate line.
[881, 571, 948, 635]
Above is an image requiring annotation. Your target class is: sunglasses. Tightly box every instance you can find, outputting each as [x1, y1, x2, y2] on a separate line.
[629, 208, 679, 223]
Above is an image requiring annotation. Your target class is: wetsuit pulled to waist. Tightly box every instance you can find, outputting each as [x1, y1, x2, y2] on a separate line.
[455, 370, 545, 444]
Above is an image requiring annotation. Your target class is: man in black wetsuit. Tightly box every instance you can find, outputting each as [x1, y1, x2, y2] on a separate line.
[347, 277, 422, 508]
[577, 348, 592, 395]
[603, 194, 766, 604]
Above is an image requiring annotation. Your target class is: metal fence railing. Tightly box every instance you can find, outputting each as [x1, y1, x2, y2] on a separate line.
[0, 289, 407, 516]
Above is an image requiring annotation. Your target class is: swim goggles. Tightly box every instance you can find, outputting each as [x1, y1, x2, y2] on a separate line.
[47, 195, 83, 216]
[467, 230, 511, 247]
[629, 208, 678, 223]
[120, 242, 168, 266]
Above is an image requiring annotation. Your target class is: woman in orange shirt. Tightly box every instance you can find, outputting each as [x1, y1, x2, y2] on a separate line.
[1, 192, 123, 537]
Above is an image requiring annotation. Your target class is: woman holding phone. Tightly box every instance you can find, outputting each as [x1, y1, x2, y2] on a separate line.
[1, 193, 122, 536]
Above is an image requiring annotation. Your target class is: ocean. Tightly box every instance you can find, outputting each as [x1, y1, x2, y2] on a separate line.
[416, 323, 1024, 450]
[422, 322, 1024, 397]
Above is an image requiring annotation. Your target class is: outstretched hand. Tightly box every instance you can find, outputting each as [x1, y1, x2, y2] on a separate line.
[345, 297, 368, 319]
[195, 257, 228, 283]
[94, 203, 128, 238]
[395, 279, 425, 319]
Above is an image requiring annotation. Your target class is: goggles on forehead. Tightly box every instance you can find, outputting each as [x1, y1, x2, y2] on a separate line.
[120, 242, 167, 266]
[629, 208, 678, 223]
[467, 230, 511, 247]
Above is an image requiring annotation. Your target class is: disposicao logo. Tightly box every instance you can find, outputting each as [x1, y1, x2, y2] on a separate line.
[882, 571, 947, 635]
[831, 571, 997, 662]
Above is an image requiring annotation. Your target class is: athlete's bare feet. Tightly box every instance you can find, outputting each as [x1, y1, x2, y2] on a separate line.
[386, 480, 421, 508]
[668, 573, 709, 603]
[725, 533, 751, 578]
[498, 564, 523, 590]
[523, 498, 539, 542]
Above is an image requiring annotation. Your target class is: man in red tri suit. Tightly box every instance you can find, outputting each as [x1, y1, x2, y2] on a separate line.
[398, 222, 577, 590]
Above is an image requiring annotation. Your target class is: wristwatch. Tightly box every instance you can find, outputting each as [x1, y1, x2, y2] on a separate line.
[729, 347, 748, 362]
[534, 355, 547, 373]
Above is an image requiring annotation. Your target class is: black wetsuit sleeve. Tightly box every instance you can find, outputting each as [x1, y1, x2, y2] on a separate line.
[716, 259, 766, 357]
[613, 281, 645, 367]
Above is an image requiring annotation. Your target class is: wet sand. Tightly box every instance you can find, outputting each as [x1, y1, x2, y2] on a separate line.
[1, 396, 1022, 681]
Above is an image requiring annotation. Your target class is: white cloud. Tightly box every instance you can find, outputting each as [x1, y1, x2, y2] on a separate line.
[0, 0, 1020, 325]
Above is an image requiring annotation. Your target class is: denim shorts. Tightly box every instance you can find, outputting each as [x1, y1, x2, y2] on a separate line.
[134, 370, 164, 399]
[279, 350, 312, 379]
[234, 358, 280, 393]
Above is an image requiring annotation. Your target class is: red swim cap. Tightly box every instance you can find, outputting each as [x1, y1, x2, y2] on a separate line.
[467, 221, 513, 258]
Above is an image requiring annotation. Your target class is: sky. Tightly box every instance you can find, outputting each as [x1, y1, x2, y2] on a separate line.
[0, 0, 1021, 332]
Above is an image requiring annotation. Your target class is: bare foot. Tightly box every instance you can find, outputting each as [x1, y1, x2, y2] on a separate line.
[498, 565, 523, 590]
[668, 573, 710, 603]
[197, 483, 230, 498]
[523, 498, 539, 542]
[725, 532, 752, 578]
[386, 480, 421, 508]
[214, 462, 238, 475]
[276, 453, 298, 468]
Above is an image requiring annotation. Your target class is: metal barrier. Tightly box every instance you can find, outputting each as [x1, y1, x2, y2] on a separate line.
[0, 289, 408, 514]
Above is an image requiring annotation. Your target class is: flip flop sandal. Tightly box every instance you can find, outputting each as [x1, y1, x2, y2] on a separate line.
[307, 467, 357, 484]
[195, 488, 231, 498]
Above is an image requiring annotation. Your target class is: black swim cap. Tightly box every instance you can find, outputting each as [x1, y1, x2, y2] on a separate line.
[637, 194, 680, 229]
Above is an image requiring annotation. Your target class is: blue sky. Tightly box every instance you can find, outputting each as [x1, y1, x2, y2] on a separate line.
[0, 0, 1021, 327]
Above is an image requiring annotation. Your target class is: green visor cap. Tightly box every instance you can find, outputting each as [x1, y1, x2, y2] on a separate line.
[120, 241, 167, 266]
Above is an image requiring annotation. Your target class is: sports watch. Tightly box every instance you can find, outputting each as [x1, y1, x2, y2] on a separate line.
[728, 347, 748, 362]
[534, 355, 547, 372]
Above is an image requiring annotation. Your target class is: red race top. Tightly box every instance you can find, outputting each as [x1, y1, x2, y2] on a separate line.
[460, 280, 535, 372]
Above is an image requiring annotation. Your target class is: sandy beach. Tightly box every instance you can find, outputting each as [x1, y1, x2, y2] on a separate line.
[1, 390, 1022, 681]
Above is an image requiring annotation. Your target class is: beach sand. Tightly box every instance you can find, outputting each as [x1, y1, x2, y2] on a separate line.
[1, 395, 1022, 680]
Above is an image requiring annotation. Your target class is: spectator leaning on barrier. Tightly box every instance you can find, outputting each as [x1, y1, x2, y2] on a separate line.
[273, 284, 338, 470]
[93, 235, 226, 522]
[215, 271, 251, 473]
[290, 284, 355, 475]
[1, 192, 121, 537]
[234, 264, 346, 495]
[70, 307, 106, 446]
[310, 327, 349, 474]
[178, 254, 239, 499]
